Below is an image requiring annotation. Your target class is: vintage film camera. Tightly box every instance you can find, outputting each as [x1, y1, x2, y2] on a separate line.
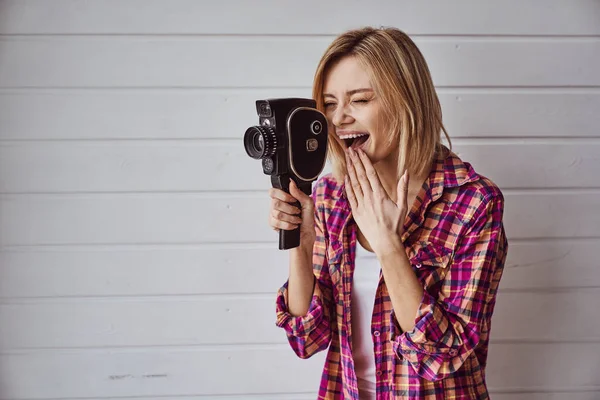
[243, 98, 328, 250]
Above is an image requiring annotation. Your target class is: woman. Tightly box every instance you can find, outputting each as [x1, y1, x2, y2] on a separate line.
[269, 26, 508, 400]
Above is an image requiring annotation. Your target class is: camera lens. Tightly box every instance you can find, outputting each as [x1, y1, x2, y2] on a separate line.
[253, 133, 264, 153]
[244, 125, 277, 159]
[311, 120, 322, 135]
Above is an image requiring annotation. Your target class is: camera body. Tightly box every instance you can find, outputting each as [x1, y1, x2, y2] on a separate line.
[243, 98, 328, 250]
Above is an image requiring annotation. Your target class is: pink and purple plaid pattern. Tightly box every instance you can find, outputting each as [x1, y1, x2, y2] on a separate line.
[276, 146, 508, 399]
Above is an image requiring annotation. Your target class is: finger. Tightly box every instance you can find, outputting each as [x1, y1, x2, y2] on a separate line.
[346, 149, 363, 200]
[271, 208, 303, 226]
[396, 170, 410, 210]
[403, 170, 410, 208]
[270, 216, 300, 231]
[357, 149, 385, 198]
[349, 148, 372, 195]
[344, 174, 358, 211]
[271, 197, 302, 216]
[269, 187, 299, 204]
[289, 179, 314, 211]
[269, 216, 281, 231]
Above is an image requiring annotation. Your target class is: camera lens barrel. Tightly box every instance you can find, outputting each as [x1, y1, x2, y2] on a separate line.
[244, 125, 277, 159]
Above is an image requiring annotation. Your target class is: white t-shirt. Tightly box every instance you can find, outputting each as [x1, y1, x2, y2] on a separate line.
[351, 240, 381, 399]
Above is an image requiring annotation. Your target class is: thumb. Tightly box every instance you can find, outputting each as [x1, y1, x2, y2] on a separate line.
[396, 170, 409, 211]
[289, 179, 313, 211]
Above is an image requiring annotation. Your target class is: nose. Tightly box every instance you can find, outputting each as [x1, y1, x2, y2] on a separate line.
[331, 103, 353, 128]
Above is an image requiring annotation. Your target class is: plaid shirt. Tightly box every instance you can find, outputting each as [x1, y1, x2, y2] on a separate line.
[275, 146, 508, 399]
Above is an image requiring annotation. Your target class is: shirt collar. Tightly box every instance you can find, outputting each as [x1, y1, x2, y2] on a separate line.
[428, 145, 480, 202]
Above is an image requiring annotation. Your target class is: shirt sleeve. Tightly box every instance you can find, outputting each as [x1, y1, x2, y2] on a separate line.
[275, 179, 334, 359]
[390, 193, 508, 381]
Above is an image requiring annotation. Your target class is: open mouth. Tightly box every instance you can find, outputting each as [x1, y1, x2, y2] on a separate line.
[343, 134, 370, 149]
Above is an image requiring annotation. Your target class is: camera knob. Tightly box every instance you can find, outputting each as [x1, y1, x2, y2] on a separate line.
[310, 120, 323, 135]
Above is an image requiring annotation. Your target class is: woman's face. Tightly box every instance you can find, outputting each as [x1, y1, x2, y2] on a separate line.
[323, 56, 396, 165]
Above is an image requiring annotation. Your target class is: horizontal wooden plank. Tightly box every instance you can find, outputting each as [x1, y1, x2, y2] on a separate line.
[0, 0, 598, 35]
[0, 239, 595, 298]
[0, 140, 268, 193]
[1, 141, 598, 193]
[0, 346, 325, 397]
[500, 240, 599, 290]
[452, 141, 600, 189]
[491, 288, 600, 342]
[0, 193, 275, 246]
[0, 297, 286, 349]
[503, 192, 600, 239]
[0, 289, 597, 349]
[486, 343, 600, 390]
[0, 245, 289, 298]
[0, 37, 598, 88]
[0, 343, 596, 397]
[0, 192, 598, 246]
[1, 90, 598, 140]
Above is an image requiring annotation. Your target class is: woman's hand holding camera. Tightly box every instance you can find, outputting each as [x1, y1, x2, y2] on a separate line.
[270, 180, 317, 316]
[268, 179, 316, 250]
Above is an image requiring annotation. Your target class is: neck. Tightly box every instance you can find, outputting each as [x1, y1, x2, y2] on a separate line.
[373, 152, 430, 205]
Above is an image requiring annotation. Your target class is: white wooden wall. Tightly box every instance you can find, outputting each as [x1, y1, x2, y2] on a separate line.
[0, 1, 599, 399]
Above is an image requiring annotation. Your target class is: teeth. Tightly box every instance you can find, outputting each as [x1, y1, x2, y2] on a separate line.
[339, 133, 368, 139]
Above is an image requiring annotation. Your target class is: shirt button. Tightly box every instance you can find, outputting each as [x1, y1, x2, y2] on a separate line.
[373, 330, 381, 337]
[449, 349, 458, 356]
[376, 371, 382, 377]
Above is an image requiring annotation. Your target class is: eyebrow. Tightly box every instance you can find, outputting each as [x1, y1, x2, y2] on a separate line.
[323, 88, 373, 98]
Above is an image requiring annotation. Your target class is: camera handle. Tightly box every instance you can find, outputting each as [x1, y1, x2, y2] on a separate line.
[271, 175, 312, 250]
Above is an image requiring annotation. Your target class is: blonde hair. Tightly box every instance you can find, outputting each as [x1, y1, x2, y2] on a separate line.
[312, 26, 452, 182]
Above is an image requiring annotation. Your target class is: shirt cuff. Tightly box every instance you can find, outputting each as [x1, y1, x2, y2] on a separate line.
[275, 279, 325, 338]
[390, 290, 459, 360]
